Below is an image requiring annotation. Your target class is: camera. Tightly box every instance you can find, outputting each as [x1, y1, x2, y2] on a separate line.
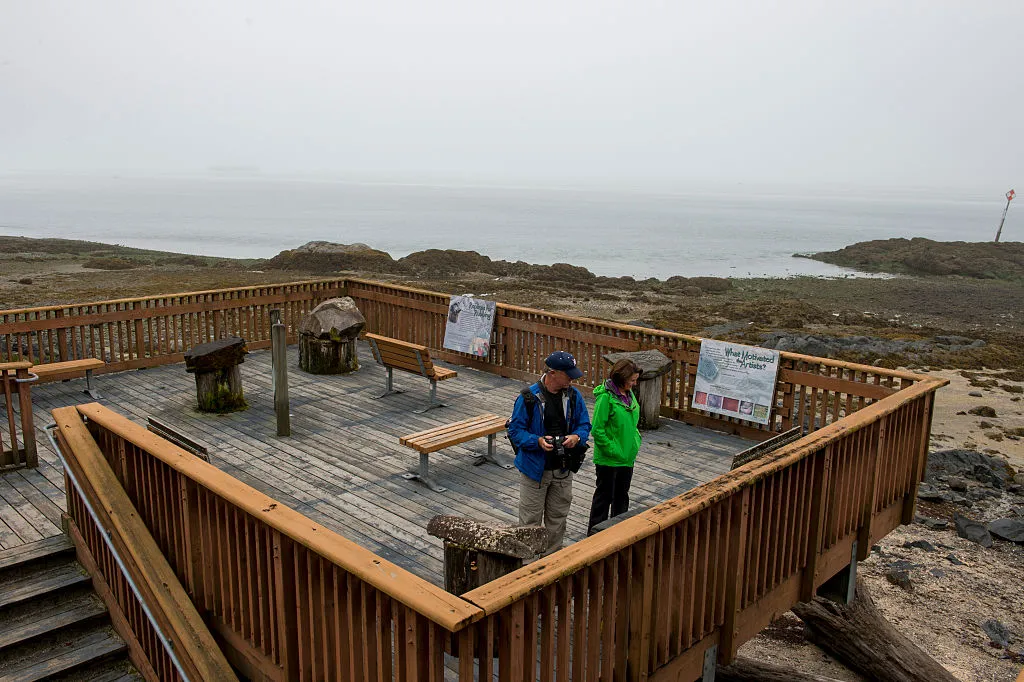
[545, 435, 586, 473]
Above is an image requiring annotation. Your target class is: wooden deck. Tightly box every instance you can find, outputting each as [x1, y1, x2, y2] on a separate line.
[2, 342, 749, 586]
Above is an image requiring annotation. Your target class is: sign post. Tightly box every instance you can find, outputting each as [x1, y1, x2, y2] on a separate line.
[995, 188, 1015, 243]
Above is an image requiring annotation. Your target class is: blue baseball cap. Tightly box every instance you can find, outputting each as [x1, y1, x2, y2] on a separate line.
[545, 350, 583, 379]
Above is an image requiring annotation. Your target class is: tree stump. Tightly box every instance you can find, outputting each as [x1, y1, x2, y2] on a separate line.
[298, 297, 366, 374]
[603, 349, 673, 429]
[184, 337, 248, 413]
[427, 515, 547, 658]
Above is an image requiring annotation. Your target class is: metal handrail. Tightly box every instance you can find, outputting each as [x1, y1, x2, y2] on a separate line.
[44, 423, 191, 682]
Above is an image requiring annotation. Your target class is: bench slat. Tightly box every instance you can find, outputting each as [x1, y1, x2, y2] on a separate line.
[400, 414, 508, 454]
[372, 350, 432, 374]
[399, 415, 503, 444]
[31, 359, 105, 378]
[365, 333, 430, 353]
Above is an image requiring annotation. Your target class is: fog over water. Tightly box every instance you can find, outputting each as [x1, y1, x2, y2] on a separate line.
[0, 174, 1004, 279]
[1, 2, 1020, 276]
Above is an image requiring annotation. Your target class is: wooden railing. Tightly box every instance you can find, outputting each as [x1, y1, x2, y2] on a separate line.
[9, 278, 948, 680]
[344, 278, 919, 440]
[51, 407, 238, 682]
[456, 378, 940, 680]
[4, 277, 916, 442]
[52, 376, 942, 681]
[0, 360, 37, 469]
[0, 279, 345, 374]
[61, 403, 482, 682]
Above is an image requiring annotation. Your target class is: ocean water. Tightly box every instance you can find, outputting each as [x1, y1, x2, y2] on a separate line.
[0, 174, 1006, 280]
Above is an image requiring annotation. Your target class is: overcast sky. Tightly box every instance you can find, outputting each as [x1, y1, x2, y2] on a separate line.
[1, 1, 1020, 190]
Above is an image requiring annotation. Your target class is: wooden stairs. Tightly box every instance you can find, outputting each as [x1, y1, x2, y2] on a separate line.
[0, 535, 142, 682]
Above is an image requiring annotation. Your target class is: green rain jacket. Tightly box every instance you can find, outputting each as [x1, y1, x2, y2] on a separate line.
[591, 381, 642, 467]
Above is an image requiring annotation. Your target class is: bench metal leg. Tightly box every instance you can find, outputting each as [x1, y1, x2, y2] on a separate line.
[471, 433, 514, 470]
[83, 369, 101, 400]
[402, 452, 447, 493]
[373, 367, 404, 400]
[413, 379, 447, 414]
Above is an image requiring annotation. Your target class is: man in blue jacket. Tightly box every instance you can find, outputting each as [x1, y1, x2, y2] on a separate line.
[508, 350, 592, 556]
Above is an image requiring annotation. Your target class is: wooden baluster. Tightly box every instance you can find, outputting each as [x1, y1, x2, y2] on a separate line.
[801, 445, 834, 601]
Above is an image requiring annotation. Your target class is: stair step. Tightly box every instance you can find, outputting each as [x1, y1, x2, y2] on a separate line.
[0, 537, 74, 574]
[0, 590, 107, 651]
[0, 626, 126, 682]
[0, 564, 90, 611]
[46, 658, 142, 682]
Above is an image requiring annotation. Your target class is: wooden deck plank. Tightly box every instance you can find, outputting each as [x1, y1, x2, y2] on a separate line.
[13, 342, 745, 585]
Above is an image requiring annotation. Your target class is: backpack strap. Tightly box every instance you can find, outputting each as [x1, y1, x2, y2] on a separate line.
[520, 386, 538, 417]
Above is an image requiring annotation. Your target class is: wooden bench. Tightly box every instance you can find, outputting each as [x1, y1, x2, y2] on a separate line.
[399, 414, 511, 492]
[30, 358, 105, 399]
[365, 333, 457, 413]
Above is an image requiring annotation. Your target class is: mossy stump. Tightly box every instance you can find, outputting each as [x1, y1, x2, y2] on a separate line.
[185, 337, 248, 414]
[194, 366, 247, 413]
[299, 335, 359, 374]
[297, 297, 365, 375]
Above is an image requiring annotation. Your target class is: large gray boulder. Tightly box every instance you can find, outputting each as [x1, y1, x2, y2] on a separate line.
[298, 297, 366, 340]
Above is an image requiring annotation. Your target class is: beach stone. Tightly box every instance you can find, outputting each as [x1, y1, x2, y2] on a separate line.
[903, 539, 936, 552]
[981, 619, 1012, 649]
[968, 391, 983, 397]
[915, 516, 949, 530]
[988, 518, 1024, 543]
[885, 568, 913, 591]
[298, 297, 365, 340]
[954, 512, 993, 548]
[926, 449, 1012, 489]
[968, 405, 997, 418]
[928, 568, 946, 579]
[916, 483, 950, 502]
[947, 476, 968, 491]
[946, 553, 966, 566]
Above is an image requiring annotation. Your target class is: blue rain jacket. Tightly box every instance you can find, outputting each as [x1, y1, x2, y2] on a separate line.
[508, 380, 592, 482]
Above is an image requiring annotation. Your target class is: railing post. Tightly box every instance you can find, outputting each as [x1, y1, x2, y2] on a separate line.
[902, 393, 935, 524]
[133, 301, 146, 360]
[16, 367, 38, 467]
[273, 530, 299, 680]
[857, 419, 884, 560]
[178, 477, 205, 607]
[800, 445, 834, 602]
[55, 308, 70, 360]
[627, 536, 655, 681]
[719, 487, 751, 664]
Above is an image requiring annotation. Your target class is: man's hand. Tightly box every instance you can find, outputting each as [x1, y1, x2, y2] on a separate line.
[538, 436, 554, 451]
[563, 434, 580, 449]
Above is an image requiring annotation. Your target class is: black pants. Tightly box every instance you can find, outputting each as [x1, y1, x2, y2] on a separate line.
[587, 465, 634, 535]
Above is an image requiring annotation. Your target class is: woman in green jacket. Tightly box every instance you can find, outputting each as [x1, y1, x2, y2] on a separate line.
[587, 359, 642, 535]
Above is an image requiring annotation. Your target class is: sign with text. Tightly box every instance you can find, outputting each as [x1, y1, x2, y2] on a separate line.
[692, 339, 780, 425]
[442, 295, 497, 358]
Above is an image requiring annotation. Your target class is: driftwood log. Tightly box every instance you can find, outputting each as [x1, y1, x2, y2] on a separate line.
[791, 577, 958, 682]
[717, 657, 844, 682]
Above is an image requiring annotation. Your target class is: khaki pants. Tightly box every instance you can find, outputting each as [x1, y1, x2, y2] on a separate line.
[519, 470, 574, 556]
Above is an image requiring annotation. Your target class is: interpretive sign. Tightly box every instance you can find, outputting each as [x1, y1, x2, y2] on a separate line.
[692, 339, 780, 425]
[442, 295, 497, 358]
